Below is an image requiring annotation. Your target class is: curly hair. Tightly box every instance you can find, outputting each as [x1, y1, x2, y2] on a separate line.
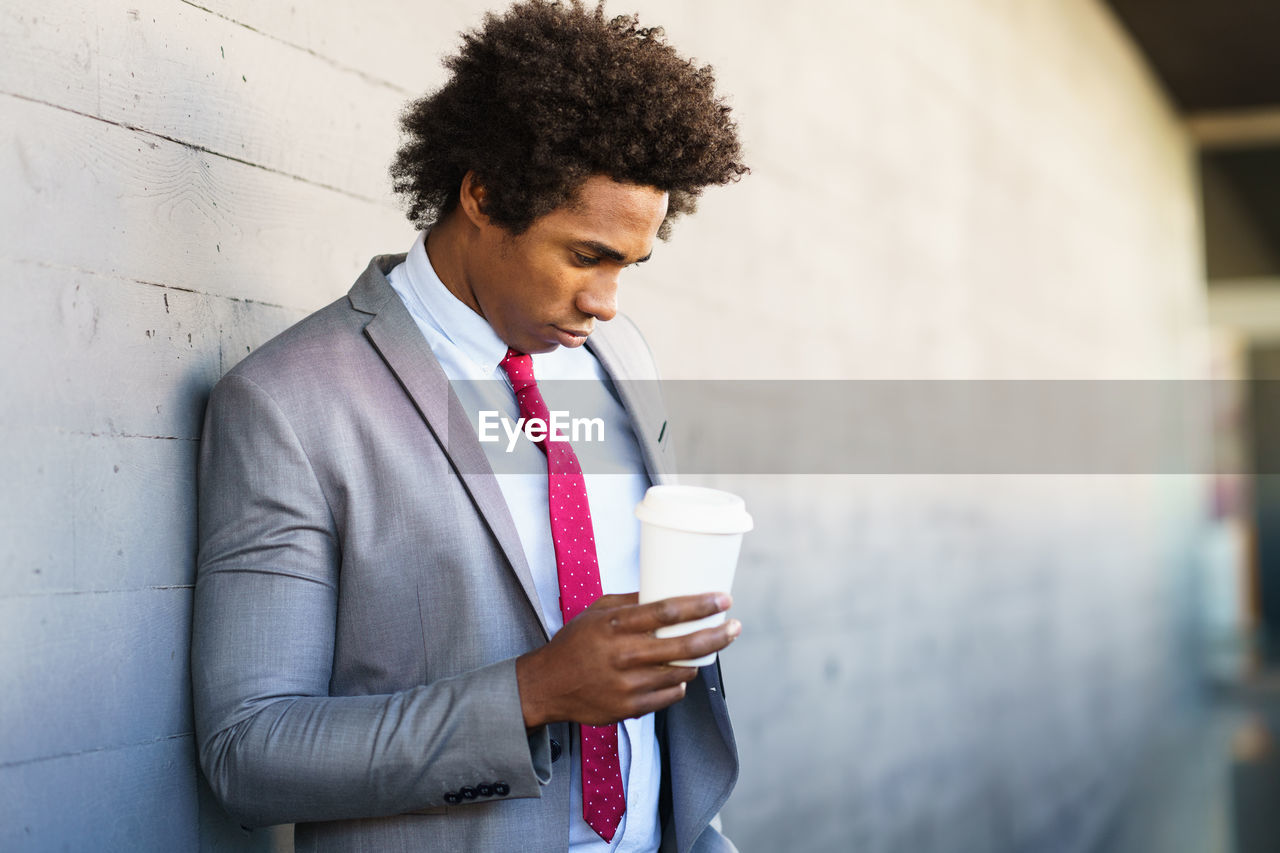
[389, 0, 748, 239]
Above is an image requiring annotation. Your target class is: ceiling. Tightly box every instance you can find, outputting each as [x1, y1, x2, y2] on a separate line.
[1105, 0, 1280, 283]
[1104, 0, 1280, 112]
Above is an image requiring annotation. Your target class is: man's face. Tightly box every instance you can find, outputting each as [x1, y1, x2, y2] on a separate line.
[466, 175, 669, 354]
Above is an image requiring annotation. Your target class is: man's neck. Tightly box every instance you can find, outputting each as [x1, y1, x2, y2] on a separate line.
[424, 212, 483, 317]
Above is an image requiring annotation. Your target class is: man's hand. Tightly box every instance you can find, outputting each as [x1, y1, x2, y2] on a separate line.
[515, 592, 740, 728]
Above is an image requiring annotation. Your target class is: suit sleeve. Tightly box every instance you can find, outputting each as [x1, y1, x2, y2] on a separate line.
[192, 372, 552, 827]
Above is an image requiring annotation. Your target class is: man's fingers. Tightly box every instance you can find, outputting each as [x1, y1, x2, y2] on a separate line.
[625, 684, 690, 719]
[609, 592, 731, 632]
[652, 620, 740, 663]
[614, 620, 741, 669]
[590, 592, 638, 610]
[619, 662, 698, 693]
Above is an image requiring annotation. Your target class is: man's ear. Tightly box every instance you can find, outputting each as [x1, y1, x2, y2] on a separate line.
[457, 170, 490, 229]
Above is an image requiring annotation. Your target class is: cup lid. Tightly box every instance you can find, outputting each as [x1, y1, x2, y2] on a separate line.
[634, 485, 754, 534]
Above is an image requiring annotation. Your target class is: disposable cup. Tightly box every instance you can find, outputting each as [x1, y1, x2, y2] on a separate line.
[635, 485, 753, 666]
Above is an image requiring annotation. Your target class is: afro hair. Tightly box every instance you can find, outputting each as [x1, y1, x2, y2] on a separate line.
[389, 0, 748, 239]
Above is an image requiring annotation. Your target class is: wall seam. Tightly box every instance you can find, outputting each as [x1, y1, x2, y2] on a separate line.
[0, 89, 392, 207]
[0, 732, 193, 771]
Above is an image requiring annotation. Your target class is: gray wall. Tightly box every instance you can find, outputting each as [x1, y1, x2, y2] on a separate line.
[1, 0, 422, 848]
[627, 2, 1209, 851]
[1, 1, 1208, 851]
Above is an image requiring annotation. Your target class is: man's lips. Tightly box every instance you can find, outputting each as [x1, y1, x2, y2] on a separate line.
[551, 325, 591, 347]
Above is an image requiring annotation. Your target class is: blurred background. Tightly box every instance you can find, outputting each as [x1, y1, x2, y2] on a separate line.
[2, 0, 1279, 850]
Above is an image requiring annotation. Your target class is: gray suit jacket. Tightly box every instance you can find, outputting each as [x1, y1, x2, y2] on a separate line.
[193, 255, 738, 852]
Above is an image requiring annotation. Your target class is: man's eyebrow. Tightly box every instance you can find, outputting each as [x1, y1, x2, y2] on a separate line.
[578, 240, 652, 264]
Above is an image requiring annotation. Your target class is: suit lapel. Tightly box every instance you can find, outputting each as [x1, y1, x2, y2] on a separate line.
[586, 322, 676, 486]
[349, 258, 552, 641]
[589, 323, 738, 850]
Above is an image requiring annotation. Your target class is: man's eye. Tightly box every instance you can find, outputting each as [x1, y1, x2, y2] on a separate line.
[573, 252, 600, 267]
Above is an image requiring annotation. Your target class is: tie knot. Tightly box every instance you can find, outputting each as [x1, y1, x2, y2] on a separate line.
[500, 347, 537, 392]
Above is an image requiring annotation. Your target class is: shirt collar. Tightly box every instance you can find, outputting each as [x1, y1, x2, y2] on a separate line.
[401, 231, 510, 377]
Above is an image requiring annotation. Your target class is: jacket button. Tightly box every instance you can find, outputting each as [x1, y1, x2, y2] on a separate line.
[460, 786, 478, 800]
[443, 792, 460, 805]
[550, 738, 562, 763]
[477, 784, 492, 797]
[493, 782, 510, 797]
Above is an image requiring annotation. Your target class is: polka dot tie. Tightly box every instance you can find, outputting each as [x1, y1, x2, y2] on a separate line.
[500, 347, 625, 843]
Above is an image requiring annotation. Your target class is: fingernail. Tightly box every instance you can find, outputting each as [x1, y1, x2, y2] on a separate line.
[715, 593, 732, 610]
[727, 619, 741, 638]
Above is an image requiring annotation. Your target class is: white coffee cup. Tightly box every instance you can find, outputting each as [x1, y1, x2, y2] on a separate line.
[635, 485, 753, 666]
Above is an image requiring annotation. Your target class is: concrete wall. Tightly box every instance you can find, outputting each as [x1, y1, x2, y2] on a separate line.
[0, 1, 1206, 852]
[618, 2, 1207, 851]
[0, 0, 433, 848]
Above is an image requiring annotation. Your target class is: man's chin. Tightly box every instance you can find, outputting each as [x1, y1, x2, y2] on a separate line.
[513, 338, 560, 355]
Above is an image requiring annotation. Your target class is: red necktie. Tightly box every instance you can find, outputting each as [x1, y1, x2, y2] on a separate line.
[499, 347, 626, 842]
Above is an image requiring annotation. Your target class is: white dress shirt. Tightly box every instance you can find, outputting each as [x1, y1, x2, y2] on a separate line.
[387, 232, 661, 852]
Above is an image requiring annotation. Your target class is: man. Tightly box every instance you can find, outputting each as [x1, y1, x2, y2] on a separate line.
[192, 2, 748, 851]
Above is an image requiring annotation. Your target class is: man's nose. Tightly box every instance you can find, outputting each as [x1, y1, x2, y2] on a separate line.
[578, 272, 619, 322]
